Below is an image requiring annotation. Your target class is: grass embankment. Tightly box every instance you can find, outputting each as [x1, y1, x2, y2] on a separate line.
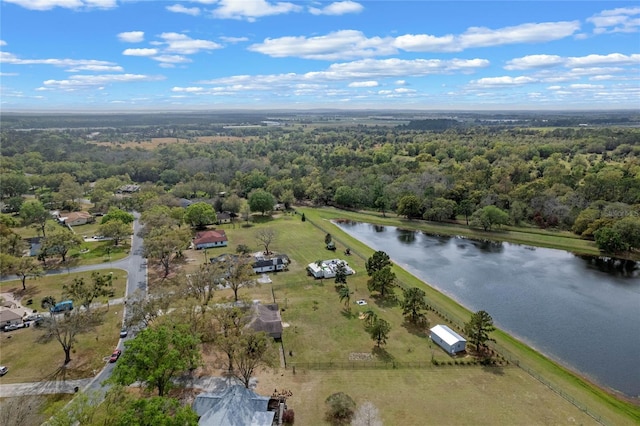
[0, 269, 127, 383]
[177, 210, 638, 425]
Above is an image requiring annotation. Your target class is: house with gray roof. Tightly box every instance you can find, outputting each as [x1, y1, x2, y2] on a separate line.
[192, 385, 276, 426]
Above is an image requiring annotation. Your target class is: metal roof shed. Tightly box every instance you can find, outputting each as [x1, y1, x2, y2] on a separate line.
[430, 324, 467, 354]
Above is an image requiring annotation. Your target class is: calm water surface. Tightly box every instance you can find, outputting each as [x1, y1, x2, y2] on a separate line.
[334, 221, 640, 398]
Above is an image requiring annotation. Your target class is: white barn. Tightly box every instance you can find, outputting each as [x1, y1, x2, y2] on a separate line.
[430, 324, 467, 354]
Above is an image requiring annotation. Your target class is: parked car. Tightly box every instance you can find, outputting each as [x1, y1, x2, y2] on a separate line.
[3, 323, 29, 332]
[24, 314, 43, 322]
[119, 327, 128, 338]
[109, 349, 122, 363]
[0, 366, 8, 376]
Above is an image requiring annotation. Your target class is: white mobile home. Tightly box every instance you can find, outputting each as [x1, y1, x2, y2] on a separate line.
[307, 259, 355, 279]
[430, 324, 466, 354]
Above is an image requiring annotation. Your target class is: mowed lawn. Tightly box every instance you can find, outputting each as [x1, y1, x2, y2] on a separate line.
[0, 269, 127, 383]
[180, 212, 638, 425]
[254, 368, 599, 426]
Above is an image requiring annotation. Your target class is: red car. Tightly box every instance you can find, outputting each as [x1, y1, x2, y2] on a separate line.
[109, 349, 122, 363]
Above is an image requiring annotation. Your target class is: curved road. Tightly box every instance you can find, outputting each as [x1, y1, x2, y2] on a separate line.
[0, 213, 147, 398]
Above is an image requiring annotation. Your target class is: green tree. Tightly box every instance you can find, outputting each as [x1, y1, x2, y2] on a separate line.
[144, 226, 192, 278]
[365, 251, 391, 276]
[613, 216, 640, 251]
[54, 174, 83, 208]
[11, 256, 44, 291]
[424, 197, 457, 222]
[464, 310, 496, 353]
[62, 271, 114, 311]
[41, 228, 83, 263]
[0, 173, 29, 199]
[184, 202, 217, 229]
[401, 287, 428, 325]
[338, 284, 351, 313]
[594, 227, 627, 253]
[470, 205, 509, 231]
[116, 396, 199, 426]
[20, 199, 50, 237]
[99, 220, 132, 246]
[396, 194, 422, 219]
[334, 262, 347, 286]
[325, 233, 333, 245]
[101, 207, 134, 225]
[367, 266, 396, 298]
[367, 317, 391, 348]
[248, 189, 275, 216]
[110, 324, 201, 396]
[325, 392, 356, 425]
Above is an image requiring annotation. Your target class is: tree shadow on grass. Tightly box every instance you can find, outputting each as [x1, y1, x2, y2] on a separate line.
[482, 364, 505, 375]
[372, 346, 394, 363]
[401, 319, 429, 338]
[251, 216, 275, 225]
[372, 294, 398, 309]
[340, 309, 354, 319]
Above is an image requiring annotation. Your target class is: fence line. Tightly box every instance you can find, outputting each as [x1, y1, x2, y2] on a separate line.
[293, 215, 607, 425]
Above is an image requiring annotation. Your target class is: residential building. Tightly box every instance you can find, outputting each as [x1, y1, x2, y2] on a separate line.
[193, 230, 228, 250]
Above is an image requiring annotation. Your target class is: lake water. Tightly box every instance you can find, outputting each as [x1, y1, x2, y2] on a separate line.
[334, 220, 640, 399]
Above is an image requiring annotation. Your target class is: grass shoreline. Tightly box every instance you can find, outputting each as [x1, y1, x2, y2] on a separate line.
[298, 206, 640, 424]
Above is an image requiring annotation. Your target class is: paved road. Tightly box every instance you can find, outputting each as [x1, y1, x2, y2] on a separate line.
[0, 213, 147, 398]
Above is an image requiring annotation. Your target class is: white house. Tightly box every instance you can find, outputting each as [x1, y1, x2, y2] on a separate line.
[430, 324, 467, 354]
[307, 259, 355, 279]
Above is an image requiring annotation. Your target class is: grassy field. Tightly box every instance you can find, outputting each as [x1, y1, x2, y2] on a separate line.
[1, 268, 126, 313]
[175, 210, 639, 425]
[0, 304, 122, 383]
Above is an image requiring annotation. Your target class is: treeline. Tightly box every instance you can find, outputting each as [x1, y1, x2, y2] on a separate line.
[1, 122, 639, 254]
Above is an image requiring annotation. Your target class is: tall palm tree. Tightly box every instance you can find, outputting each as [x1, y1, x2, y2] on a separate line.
[338, 285, 351, 313]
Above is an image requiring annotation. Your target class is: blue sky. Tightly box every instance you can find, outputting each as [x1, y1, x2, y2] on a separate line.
[1, 1, 639, 111]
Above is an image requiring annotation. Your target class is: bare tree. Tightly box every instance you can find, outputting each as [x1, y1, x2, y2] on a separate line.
[351, 401, 383, 426]
[255, 228, 276, 255]
[215, 255, 257, 302]
[233, 331, 277, 388]
[0, 396, 43, 426]
[125, 289, 174, 329]
[38, 308, 99, 364]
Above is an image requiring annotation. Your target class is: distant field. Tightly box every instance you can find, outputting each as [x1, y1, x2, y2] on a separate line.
[91, 135, 257, 150]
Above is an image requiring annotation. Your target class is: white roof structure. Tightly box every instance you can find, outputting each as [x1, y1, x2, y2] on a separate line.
[430, 324, 466, 346]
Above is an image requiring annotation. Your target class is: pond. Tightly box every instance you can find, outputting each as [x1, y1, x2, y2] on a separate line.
[334, 220, 640, 399]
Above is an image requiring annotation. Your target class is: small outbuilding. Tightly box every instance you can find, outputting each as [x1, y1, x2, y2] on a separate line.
[430, 324, 466, 354]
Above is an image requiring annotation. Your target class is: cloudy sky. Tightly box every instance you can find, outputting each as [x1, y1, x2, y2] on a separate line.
[1, 0, 639, 110]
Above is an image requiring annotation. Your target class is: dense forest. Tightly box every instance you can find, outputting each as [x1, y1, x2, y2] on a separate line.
[1, 112, 639, 254]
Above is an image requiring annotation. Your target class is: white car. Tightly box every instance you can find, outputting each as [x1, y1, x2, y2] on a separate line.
[0, 366, 7, 376]
[356, 299, 367, 306]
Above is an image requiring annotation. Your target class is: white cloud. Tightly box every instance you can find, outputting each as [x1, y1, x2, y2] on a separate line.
[587, 7, 640, 34]
[4, 0, 115, 10]
[211, 0, 302, 22]
[0, 52, 123, 72]
[123, 48, 159, 57]
[219, 36, 249, 43]
[0, 40, 6, 46]
[348, 81, 378, 88]
[505, 55, 565, 70]
[159, 33, 223, 54]
[118, 31, 145, 43]
[309, 1, 363, 16]
[395, 80, 406, 85]
[151, 55, 192, 64]
[166, 4, 201, 16]
[42, 73, 164, 91]
[470, 76, 538, 87]
[249, 30, 396, 60]
[565, 53, 640, 67]
[395, 21, 580, 52]
[66, 64, 123, 72]
[171, 87, 205, 93]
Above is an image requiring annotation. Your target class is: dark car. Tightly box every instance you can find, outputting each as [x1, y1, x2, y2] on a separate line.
[119, 327, 128, 338]
[109, 349, 122, 363]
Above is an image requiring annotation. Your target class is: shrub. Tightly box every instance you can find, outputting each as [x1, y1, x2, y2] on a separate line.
[282, 409, 295, 424]
[325, 392, 356, 425]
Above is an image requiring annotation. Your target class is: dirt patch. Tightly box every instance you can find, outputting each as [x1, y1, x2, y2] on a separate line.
[349, 352, 373, 361]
